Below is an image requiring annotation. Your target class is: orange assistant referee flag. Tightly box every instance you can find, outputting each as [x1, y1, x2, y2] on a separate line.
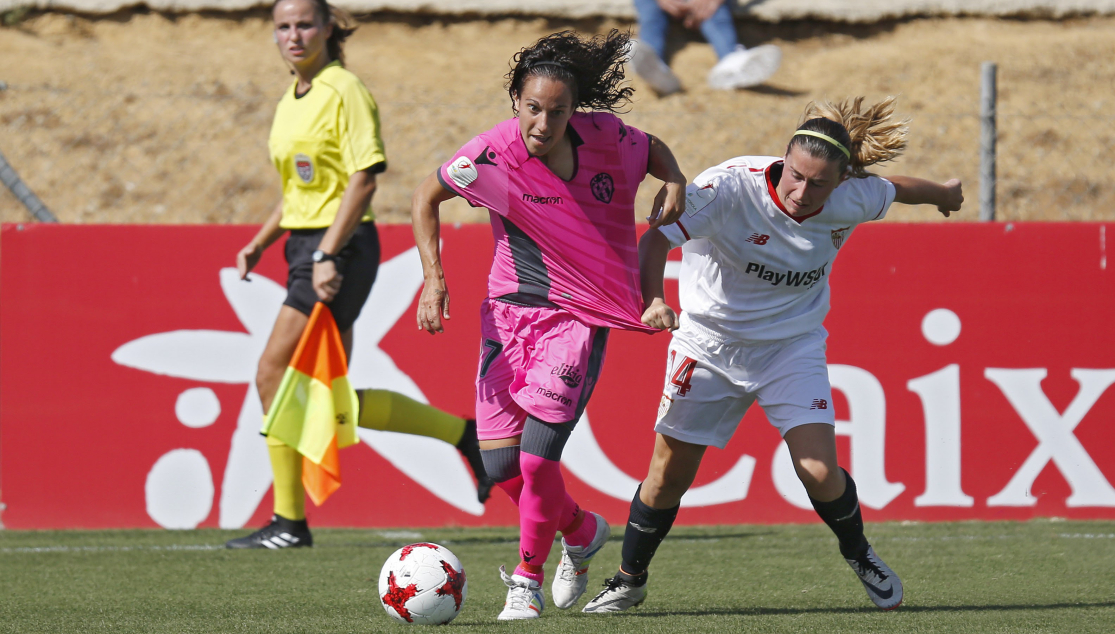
[261, 302, 360, 506]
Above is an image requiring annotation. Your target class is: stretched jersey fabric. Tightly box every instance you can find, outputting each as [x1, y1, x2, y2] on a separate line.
[658, 156, 896, 342]
[270, 61, 387, 229]
[438, 112, 655, 332]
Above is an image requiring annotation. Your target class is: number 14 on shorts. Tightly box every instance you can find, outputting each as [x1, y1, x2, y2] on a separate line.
[668, 351, 698, 396]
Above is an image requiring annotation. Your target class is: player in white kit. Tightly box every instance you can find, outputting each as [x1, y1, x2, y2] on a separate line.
[584, 96, 963, 613]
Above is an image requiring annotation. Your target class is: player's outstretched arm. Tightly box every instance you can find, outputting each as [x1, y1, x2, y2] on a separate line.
[638, 228, 678, 331]
[888, 176, 964, 218]
[411, 171, 457, 334]
[237, 200, 285, 280]
[646, 134, 687, 228]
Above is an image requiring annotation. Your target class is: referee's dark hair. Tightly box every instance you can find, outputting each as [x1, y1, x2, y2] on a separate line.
[272, 0, 357, 66]
[506, 30, 635, 114]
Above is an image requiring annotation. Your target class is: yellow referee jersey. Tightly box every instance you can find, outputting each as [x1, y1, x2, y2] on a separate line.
[269, 61, 387, 229]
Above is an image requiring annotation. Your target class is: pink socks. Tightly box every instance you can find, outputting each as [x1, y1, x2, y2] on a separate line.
[496, 453, 598, 584]
[561, 506, 599, 549]
[515, 452, 564, 583]
[495, 475, 524, 503]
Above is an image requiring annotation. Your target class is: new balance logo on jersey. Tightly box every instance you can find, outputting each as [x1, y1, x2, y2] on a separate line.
[744, 262, 829, 288]
[523, 194, 563, 205]
[811, 399, 828, 410]
[745, 233, 770, 245]
[551, 363, 583, 388]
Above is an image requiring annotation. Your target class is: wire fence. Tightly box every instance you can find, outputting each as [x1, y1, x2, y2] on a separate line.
[1, 79, 1113, 224]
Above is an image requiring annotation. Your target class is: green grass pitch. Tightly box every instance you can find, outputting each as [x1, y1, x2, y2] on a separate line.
[2, 520, 1114, 633]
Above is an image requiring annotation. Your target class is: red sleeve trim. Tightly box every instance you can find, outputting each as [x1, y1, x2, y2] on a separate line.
[676, 220, 691, 241]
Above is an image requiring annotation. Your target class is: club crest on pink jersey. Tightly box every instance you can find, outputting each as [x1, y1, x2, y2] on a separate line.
[590, 173, 614, 203]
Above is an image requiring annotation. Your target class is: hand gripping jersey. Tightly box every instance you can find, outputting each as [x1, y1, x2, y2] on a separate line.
[438, 112, 654, 332]
[658, 156, 897, 342]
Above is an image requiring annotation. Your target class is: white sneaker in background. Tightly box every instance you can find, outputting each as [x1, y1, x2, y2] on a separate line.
[628, 39, 682, 95]
[707, 44, 782, 90]
[497, 565, 544, 620]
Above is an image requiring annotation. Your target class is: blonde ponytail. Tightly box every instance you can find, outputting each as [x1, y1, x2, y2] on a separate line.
[792, 96, 910, 178]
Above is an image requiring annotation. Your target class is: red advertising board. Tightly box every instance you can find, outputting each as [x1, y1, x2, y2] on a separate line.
[2, 222, 1114, 529]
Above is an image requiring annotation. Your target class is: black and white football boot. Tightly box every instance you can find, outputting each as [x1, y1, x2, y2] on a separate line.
[581, 570, 648, 614]
[225, 515, 313, 549]
[845, 545, 903, 609]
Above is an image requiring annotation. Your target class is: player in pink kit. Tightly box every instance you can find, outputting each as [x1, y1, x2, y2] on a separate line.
[585, 97, 964, 614]
[411, 30, 687, 620]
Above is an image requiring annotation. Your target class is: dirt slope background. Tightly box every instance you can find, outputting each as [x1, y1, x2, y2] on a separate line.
[6, 0, 1115, 20]
[1, 12, 1113, 225]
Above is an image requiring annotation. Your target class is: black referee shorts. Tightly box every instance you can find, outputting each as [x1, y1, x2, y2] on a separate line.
[283, 222, 380, 332]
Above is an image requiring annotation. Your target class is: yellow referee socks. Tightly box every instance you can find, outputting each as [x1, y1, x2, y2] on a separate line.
[266, 435, 306, 521]
[357, 389, 466, 446]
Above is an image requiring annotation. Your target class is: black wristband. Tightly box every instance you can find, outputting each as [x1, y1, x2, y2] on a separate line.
[311, 249, 337, 263]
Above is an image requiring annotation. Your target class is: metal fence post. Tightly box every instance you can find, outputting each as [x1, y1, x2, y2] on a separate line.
[979, 62, 997, 222]
[0, 148, 57, 223]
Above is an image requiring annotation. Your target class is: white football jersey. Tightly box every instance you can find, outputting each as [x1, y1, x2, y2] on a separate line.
[658, 156, 896, 342]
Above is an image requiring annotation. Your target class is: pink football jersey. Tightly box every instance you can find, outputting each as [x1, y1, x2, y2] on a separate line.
[439, 112, 654, 332]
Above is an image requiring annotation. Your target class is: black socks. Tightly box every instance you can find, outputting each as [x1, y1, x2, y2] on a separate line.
[620, 485, 680, 579]
[810, 467, 869, 559]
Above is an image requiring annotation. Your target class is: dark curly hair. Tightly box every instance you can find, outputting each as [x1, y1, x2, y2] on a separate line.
[272, 0, 357, 67]
[505, 30, 635, 114]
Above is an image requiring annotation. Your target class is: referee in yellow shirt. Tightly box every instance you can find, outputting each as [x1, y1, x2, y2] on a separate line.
[227, 0, 491, 549]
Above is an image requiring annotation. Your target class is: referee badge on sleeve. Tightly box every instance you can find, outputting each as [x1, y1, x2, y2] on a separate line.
[295, 153, 314, 184]
[448, 156, 478, 189]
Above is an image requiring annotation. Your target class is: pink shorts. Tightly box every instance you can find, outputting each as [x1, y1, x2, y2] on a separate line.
[475, 298, 609, 440]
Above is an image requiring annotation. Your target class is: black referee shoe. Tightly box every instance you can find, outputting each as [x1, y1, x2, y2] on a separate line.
[456, 419, 494, 503]
[225, 515, 313, 549]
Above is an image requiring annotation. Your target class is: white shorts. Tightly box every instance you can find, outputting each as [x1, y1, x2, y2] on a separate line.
[653, 315, 835, 449]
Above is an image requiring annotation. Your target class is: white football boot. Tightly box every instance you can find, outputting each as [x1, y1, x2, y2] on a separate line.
[552, 512, 612, 609]
[845, 545, 904, 610]
[628, 39, 682, 95]
[707, 44, 782, 90]
[497, 565, 544, 620]
[581, 572, 648, 614]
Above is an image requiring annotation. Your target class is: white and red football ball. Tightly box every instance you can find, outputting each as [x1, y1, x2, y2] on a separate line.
[378, 542, 467, 625]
